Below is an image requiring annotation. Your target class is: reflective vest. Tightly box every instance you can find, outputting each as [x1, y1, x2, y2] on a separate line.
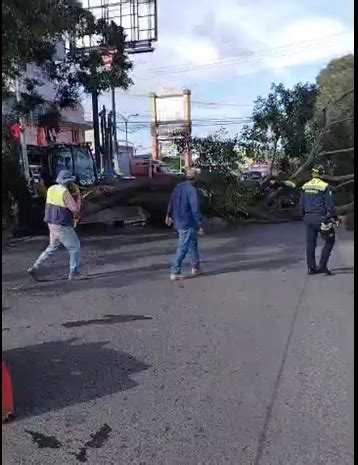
[300, 178, 334, 219]
[301, 177, 328, 194]
[44, 184, 73, 226]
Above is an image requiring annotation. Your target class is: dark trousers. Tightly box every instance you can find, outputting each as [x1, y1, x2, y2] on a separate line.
[305, 222, 335, 269]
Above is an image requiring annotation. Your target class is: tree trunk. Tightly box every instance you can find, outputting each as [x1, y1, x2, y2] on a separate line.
[336, 202, 354, 215]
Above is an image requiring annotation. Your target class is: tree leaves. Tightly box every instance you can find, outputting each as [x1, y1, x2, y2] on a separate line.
[239, 82, 318, 162]
[2, 0, 133, 115]
[176, 130, 242, 174]
[315, 55, 354, 177]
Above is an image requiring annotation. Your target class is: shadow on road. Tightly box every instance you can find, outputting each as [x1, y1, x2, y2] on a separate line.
[9, 246, 304, 297]
[62, 314, 153, 328]
[331, 267, 354, 275]
[4, 339, 151, 419]
[3, 223, 307, 297]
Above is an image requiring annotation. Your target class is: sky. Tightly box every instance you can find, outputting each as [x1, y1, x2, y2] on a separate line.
[83, 0, 354, 152]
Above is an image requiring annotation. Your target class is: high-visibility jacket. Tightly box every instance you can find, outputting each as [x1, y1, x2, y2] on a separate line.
[44, 184, 73, 226]
[299, 177, 336, 222]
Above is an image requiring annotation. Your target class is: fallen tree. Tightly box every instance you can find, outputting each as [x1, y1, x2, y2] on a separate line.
[78, 176, 185, 224]
[77, 173, 300, 226]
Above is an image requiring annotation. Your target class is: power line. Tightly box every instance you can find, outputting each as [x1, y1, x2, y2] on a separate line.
[132, 32, 351, 78]
[139, 35, 347, 73]
[91, 118, 252, 128]
[112, 117, 252, 124]
[192, 100, 253, 107]
[110, 93, 254, 108]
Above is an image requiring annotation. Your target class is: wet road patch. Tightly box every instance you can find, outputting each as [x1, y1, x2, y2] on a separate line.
[74, 423, 112, 463]
[25, 430, 62, 449]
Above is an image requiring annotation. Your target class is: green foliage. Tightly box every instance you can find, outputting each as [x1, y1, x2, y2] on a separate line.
[315, 55, 354, 176]
[162, 157, 181, 172]
[2, 0, 133, 116]
[176, 130, 242, 174]
[61, 20, 133, 96]
[2, 127, 33, 230]
[2, 0, 133, 232]
[198, 172, 261, 222]
[239, 82, 318, 162]
[2, 0, 90, 89]
[315, 55, 354, 116]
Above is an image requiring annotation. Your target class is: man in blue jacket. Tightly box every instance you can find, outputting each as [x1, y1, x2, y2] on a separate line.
[299, 164, 339, 275]
[166, 168, 204, 280]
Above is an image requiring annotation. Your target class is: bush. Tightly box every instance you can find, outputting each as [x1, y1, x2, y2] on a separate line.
[162, 156, 181, 172]
[2, 138, 33, 233]
[197, 172, 262, 222]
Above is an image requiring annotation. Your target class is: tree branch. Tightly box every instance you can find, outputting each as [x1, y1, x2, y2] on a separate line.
[290, 118, 354, 181]
[329, 88, 355, 106]
[322, 147, 354, 156]
[328, 117, 354, 126]
[331, 179, 355, 191]
[336, 202, 354, 215]
[290, 126, 328, 180]
[323, 173, 354, 182]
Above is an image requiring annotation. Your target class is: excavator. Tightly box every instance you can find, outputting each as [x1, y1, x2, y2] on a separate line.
[27, 143, 182, 227]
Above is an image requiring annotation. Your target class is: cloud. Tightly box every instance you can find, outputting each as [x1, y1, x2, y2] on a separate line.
[129, 0, 353, 89]
[266, 18, 353, 71]
[85, 0, 354, 145]
[174, 38, 219, 65]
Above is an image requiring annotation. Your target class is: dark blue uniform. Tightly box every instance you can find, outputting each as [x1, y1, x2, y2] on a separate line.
[299, 177, 336, 270]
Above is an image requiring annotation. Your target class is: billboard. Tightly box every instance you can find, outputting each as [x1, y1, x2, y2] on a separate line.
[151, 90, 192, 166]
[156, 96, 184, 123]
[78, 0, 158, 54]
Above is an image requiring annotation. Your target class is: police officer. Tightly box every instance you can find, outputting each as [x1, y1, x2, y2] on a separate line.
[299, 164, 339, 275]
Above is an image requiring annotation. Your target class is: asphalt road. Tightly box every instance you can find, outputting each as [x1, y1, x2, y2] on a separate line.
[2, 222, 354, 465]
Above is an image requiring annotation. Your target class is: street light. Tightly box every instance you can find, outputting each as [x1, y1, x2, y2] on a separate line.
[117, 113, 139, 154]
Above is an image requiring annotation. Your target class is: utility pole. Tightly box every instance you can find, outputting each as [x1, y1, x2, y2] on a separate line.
[99, 105, 107, 174]
[15, 77, 30, 181]
[107, 110, 114, 172]
[183, 89, 192, 169]
[92, 91, 101, 170]
[99, 106, 115, 173]
[111, 88, 118, 151]
[118, 113, 138, 155]
[150, 92, 159, 160]
[124, 120, 129, 150]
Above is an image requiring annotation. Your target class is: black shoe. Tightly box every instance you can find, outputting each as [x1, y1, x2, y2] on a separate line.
[27, 267, 40, 281]
[318, 267, 333, 276]
[308, 267, 319, 275]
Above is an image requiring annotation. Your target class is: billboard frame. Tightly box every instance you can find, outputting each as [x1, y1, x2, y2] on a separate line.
[77, 0, 158, 55]
[151, 90, 192, 168]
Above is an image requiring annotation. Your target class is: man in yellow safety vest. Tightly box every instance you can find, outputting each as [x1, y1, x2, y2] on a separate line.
[27, 170, 82, 281]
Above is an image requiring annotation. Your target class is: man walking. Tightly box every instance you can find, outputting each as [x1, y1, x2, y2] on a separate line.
[27, 170, 82, 281]
[299, 164, 339, 275]
[166, 168, 204, 281]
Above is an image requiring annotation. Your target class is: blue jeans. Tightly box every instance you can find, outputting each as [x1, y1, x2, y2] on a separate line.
[33, 225, 81, 275]
[171, 228, 200, 275]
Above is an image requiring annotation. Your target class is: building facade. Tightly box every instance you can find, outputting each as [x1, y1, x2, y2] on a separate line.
[2, 42, 92, 148]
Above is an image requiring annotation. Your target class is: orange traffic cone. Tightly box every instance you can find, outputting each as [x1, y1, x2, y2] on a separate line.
[2, 361, 14, 422]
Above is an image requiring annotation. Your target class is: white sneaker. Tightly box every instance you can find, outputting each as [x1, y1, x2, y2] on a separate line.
[191, 267, 202, 276]
[68, 271, 82, 281]
[170, 274, 183, 281]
